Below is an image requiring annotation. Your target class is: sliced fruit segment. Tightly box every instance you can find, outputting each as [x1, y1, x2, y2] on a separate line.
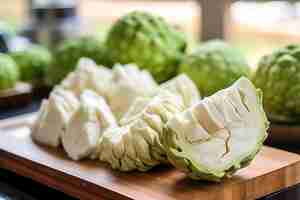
[31, 88, 79, 147]
[62, 90, 117, 160]
[61, 58, 113, 98]
[162, 77, 269, 181]
[98, 90, 185, 171]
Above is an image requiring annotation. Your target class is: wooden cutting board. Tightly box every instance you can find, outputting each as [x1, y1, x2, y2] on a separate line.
[1, 114, 300, 200]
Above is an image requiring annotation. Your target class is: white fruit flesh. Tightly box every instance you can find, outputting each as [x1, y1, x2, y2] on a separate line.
[99, 91, 185, 171]
[61, 58, 112, 98]
[108, 64, 158, 120]
[119, 74, 200, 126]
[62, 90, 117, 161]
[159, 74, 200, 107]
[119, 97, 151, 125]
[31, 88, 79, 147]
[166, 77, 268, 174]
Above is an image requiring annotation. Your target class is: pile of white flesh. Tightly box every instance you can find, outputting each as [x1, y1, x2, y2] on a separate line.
[158, 74, 200, 108]
[61, 58, 112, 98]
[32, 58, 200, 163]
[31, 58, 267, 181]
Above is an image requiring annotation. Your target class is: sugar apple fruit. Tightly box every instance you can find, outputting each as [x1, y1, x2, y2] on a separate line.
[11, 45, 52, 86]
[253, 44, 300, 123]
[106, 11, 187, 83]
[161, 77, 269, 182]
[179, 40, 250, 97]
[47, 36, 109, 85]
[0, 53, 19, 90]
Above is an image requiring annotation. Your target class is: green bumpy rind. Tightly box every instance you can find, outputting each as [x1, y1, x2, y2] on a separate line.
[0, 53, 19, 90]
[161, 80, 268, 182]
[106, 11, 187, 83]
[179, 40, 250, 97]
[11, 45, 52, 86]
[252, 44, 300, 123]
[47, 36, 110, 86]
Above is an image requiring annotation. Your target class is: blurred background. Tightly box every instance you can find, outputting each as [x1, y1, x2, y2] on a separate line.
[2, 2, 300, 199]
[1, 0, 300, 68]
[1, 0, 300, 112]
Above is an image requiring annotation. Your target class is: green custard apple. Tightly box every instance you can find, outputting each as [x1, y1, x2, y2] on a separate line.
[106, 11, 187, 83]
[11, 45, 52, 86]
[0, 53, 19, 90]
[253, 44, 300, 123]
[179, 40, 250, 97]
[161, 77, 269, 182]
[47, 36, 109, 86]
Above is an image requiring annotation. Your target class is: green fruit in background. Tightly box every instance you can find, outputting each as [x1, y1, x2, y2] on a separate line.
[179, 40, 250, 97]
[106, 11, 187, 83]
[161, 77, 268, 182]
[11, 45, 52, 86]
[47, 36, 109, 86]
[253, 44, 300, 123]
[0, 53, 19, 90]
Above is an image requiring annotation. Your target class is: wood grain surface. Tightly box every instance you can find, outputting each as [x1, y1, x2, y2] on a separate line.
[1, 114, 300, 200]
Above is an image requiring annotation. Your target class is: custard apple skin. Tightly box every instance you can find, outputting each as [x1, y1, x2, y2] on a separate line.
[179, 40, 250, 97]
[47, 36, 110, 86]
[253, 44, 300, 123]
[0, 53, 19, 90]
[11, 45, 52, 86]
[105, 11, 187, 83]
